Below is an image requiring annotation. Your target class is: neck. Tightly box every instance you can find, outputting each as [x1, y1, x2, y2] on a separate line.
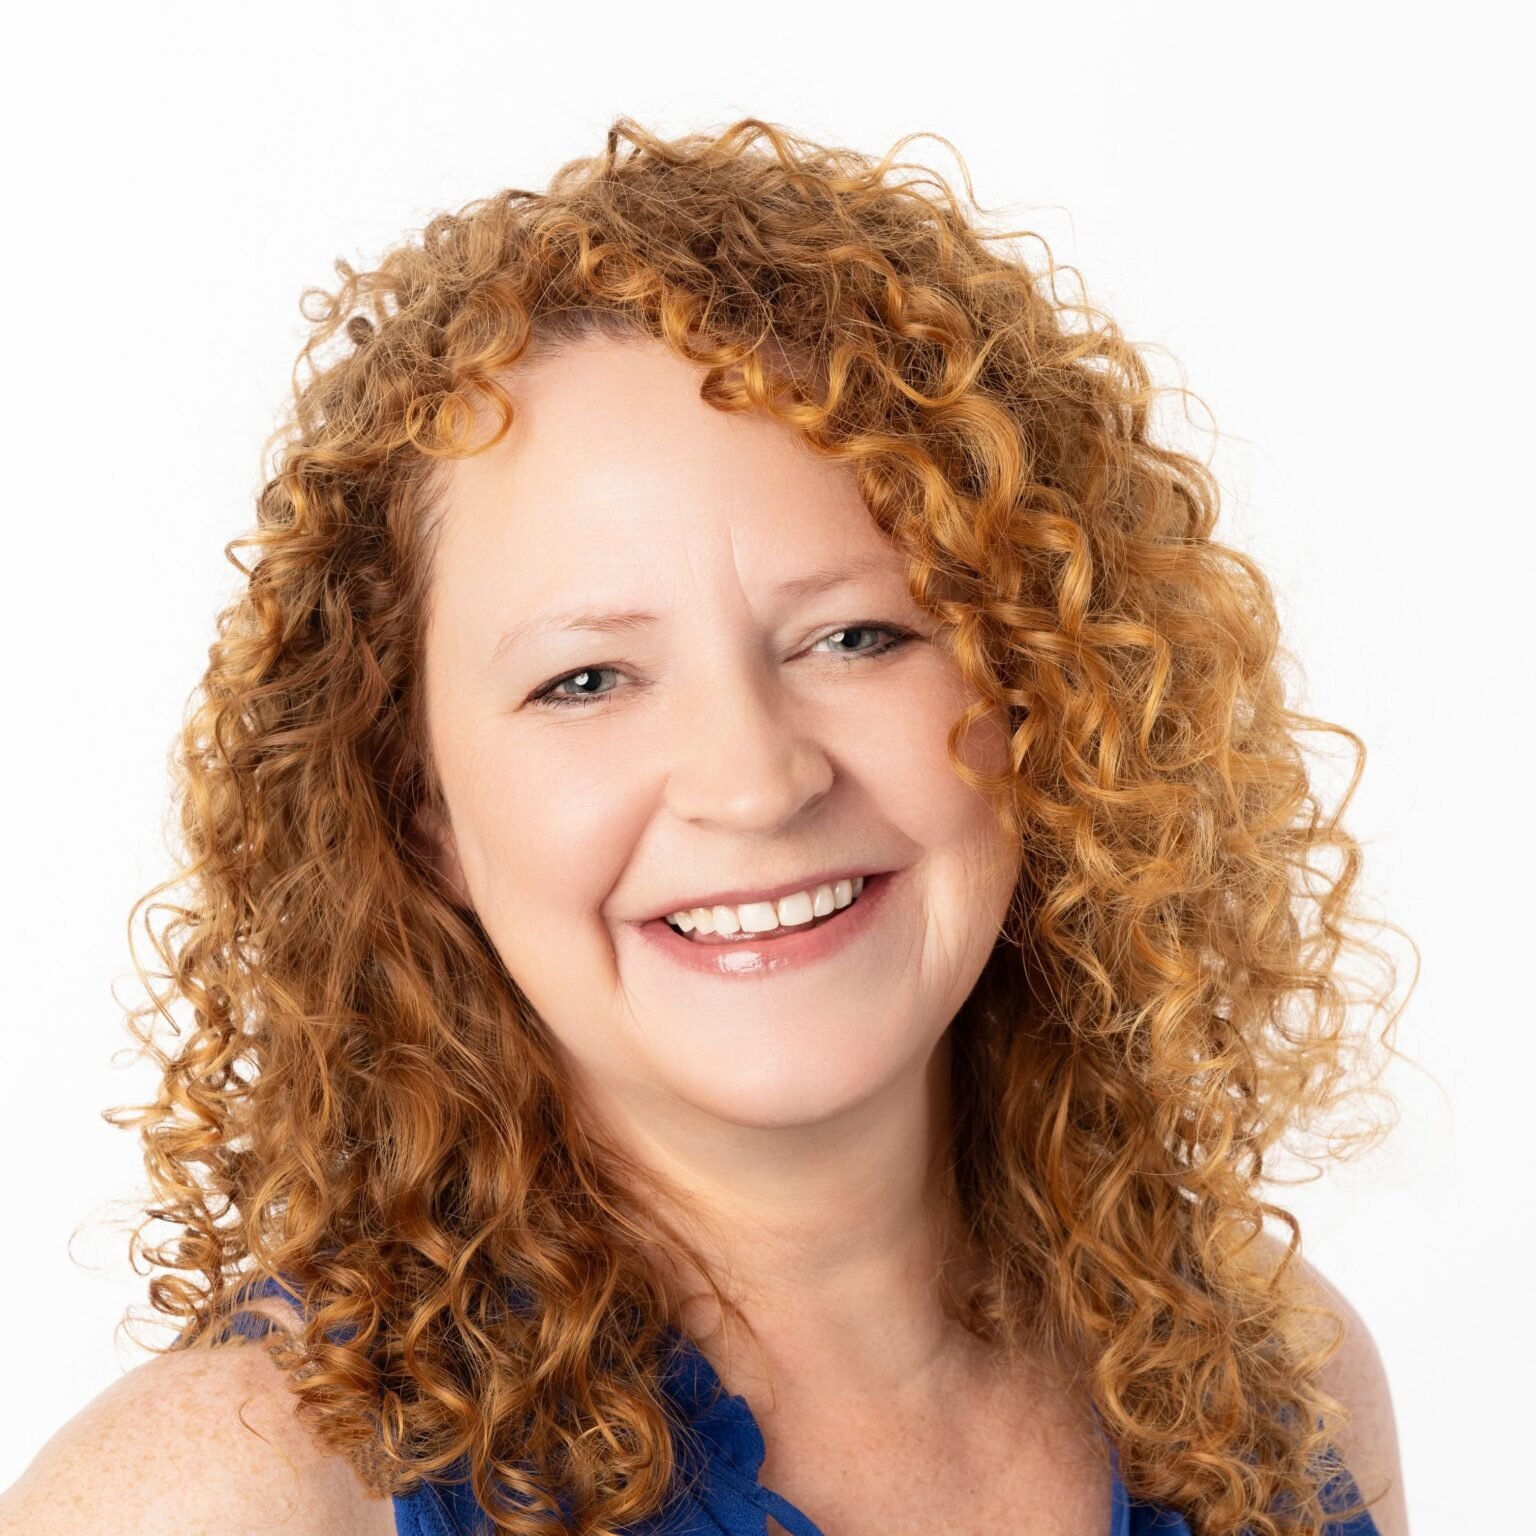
[583, 1027, 980, 1402]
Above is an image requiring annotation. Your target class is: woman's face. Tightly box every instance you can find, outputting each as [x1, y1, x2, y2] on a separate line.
[420, 333, 1018, 1136]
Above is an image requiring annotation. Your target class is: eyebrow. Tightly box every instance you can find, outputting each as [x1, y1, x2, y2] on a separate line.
[487, 551, 903, 666]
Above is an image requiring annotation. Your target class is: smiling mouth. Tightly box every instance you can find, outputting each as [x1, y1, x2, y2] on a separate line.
[667, 900, 856, 945]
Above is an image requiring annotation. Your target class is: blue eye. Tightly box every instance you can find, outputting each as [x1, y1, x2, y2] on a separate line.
[528, 622, 916, 710]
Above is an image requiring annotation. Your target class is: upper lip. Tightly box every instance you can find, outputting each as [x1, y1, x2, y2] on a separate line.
[638, 867, 887, 923]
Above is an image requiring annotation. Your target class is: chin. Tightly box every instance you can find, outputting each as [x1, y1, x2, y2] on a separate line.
[657, 1044, 899, 1131]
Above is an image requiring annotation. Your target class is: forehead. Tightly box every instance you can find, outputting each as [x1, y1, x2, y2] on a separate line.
[429, 334, 906, 600]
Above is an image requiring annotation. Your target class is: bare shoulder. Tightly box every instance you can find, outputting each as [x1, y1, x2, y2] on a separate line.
[1247, 1228, 1411, 1536]
[0, 1307, 395, 1536]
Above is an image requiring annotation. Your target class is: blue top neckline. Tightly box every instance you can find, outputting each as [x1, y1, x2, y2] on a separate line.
[656, 1321, 1132, 1536]
[222, 1274, 1372, 1536]
[653, 1323, 1374, 1536]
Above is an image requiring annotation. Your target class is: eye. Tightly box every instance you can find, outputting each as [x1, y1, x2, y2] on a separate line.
[527, 622, 917, 710]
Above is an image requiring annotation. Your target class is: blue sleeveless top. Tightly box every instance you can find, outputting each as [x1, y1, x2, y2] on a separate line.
[223, 1275, 1379, 1536]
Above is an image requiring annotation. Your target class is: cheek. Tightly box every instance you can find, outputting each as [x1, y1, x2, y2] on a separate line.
[865, 669, 1012, 839]
[443, 732, 638, 945]
[881, 684, 1018, 944]
[447, 744, 644, 1076]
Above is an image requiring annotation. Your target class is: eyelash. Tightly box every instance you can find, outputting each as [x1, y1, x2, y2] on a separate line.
[529, 622, 917, 710]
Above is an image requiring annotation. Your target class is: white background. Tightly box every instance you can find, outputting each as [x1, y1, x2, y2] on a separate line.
[1, 2, 1528, 1526]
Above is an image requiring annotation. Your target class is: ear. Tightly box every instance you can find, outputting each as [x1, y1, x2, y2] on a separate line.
[412, 799, 471, 909]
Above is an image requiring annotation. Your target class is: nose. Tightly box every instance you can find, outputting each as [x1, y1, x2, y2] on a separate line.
[659, 652, 835, 834]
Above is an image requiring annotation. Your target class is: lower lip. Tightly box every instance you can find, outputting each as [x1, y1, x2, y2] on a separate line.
[631, 870, 901, 978]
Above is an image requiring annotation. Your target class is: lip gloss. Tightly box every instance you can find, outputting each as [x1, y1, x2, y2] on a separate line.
[627, 869, 902, 979]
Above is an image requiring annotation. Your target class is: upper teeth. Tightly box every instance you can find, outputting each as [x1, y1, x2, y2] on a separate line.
[666, 875, 866, 935]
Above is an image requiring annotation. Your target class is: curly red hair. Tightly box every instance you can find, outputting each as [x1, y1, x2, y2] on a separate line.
[107, 115, 1412, 1536]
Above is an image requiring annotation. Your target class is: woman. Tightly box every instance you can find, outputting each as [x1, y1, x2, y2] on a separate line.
[0, 117, 1409, 1536]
